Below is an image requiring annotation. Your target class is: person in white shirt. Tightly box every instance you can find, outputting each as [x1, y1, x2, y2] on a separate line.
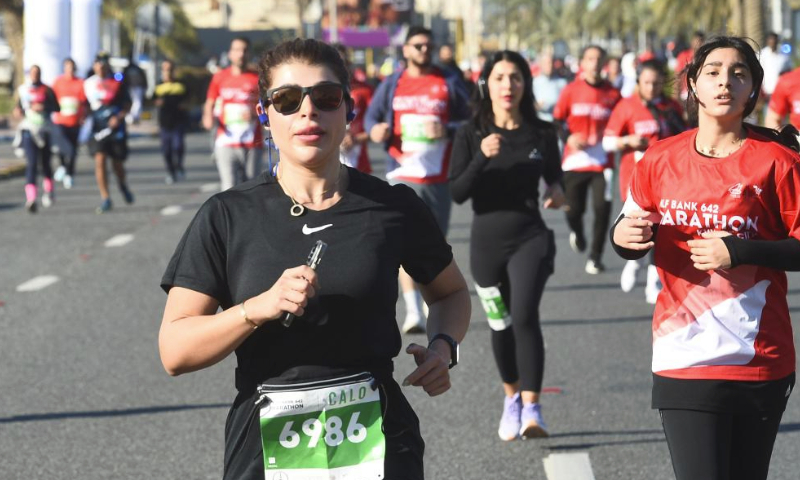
[759, 33, 791, 105]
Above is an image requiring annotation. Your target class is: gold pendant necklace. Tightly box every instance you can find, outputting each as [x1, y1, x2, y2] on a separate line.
[277, 165, 343, 217]
[696, 135, 745, 158]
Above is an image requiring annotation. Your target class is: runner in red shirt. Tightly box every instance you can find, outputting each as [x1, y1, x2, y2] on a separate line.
[202, 37, 263, 191]
[612, 36, 799, 480]
[764, 66, 800, 129]
[13, 65, 59, 213]
[553, 45, 621, 274]
[365, 26, 471, 334]
[673, 31, 705, 102]
[335, 44, 374, 173]
[603, 60, 686, 301]
[52, 58, 86, 189]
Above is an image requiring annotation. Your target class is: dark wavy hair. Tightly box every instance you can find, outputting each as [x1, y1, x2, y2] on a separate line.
[473, 50, 550, 135]
[682, 36, 798, 151]
[257, 38, 351, 100]
[684, 36, 763, 121]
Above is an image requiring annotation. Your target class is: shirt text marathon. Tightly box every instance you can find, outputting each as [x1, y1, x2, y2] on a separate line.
[658, 198, 759, 239]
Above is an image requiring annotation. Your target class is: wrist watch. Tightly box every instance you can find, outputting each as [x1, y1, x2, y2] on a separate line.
[429, 333, 459, 369]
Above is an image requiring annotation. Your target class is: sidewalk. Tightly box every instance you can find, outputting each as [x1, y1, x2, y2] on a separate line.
[0, 118, 159, 180]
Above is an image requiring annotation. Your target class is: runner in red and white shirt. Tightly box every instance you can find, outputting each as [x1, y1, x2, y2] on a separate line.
[202, 37, 263, 191]
[603, 60, 686, 301]
[334, 44, 374, 174]
[673, 31, 705, 102]
[52, 58, 86, 189]
[364, 26, 470, 335]
[764, 66, 800, 130]
[553, 44, 621, 274]
[612, 36, 798, 480]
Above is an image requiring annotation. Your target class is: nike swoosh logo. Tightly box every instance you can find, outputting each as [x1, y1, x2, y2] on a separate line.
[302, 223, 333, 235]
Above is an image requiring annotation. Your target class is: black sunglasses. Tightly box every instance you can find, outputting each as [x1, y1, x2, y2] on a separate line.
[408, 43, 433, 52]
[263, 83, 347, 115]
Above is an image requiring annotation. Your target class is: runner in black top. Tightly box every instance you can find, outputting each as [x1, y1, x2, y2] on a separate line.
[159, 38, 471, 480]
[449, 50, 564, 441]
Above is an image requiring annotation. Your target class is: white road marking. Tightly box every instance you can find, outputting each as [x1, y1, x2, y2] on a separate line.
[104, 234, 134, 248]
[543, 452, 596, 480]
[160, 205, 183, 216]
[201, 183, 220, 193]
[16, 275, 60, 292]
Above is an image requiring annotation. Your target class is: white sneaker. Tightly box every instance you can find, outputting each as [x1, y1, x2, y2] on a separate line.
[63, 175, 73, 189]
[585, 259, 605, 275]
[645, 265, 662, 304]
[402, 315, 426, 334]
[569, 232, 586, 253]
[53, 166, 66, 182]
[41, 192, 53, 208]
[620, 260, 640, 292]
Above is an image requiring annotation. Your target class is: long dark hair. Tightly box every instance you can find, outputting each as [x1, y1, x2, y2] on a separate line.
[684, 36, 763, 121]
[473, 50, 550, 135]
[684, 35, 799, 152]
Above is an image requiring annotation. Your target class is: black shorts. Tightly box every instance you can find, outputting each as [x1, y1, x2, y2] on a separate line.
[88, 138, 128, 161]
[223, 374, 425, 480]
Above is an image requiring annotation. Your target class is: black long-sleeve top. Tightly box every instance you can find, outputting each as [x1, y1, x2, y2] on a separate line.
[449, 121, 563, 212]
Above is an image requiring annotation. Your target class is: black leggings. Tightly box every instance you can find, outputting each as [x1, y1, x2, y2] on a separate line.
[58, 125, 80, 175]
[563, 171, 612, 262]
[660, 409, 784, 480]
[471, 230, 555, 392]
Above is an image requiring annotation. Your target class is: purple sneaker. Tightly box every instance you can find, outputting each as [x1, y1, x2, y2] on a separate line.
[520, 403, 549, 439]
[498, 393, 522, 441]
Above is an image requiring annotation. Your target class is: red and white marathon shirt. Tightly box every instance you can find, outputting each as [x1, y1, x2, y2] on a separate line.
[625, 128, 800, 382]
[768, 68, 800, 130]
[603, 94, 683, 201]
[553, 77, 620, 172]
[388, 69, 451, 184]
[206, 68, 263, 149]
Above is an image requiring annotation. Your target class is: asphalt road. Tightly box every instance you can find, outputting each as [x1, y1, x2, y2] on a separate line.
[1, 133, 798, 479]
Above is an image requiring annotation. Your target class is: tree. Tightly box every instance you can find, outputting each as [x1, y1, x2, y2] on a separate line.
[0, 0, 23, 88]
[102, 0, 201, 62]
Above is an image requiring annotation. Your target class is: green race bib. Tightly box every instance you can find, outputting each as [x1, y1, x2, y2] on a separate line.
[259, 374, 385, 479]
[475, 284, 512, 331]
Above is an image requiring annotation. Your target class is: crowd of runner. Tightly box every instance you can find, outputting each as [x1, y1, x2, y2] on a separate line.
[9, 27, 798, 480]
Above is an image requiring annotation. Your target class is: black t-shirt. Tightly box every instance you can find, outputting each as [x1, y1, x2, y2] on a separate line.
[161, 167, 453, 387]
[154, 81, 189, 129]
[449, 121, 563, 245]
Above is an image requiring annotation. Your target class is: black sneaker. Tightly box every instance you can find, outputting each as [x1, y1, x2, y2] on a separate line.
[25, 200, 37, 214]
[96, 198, 112, 214]
[120, 185, 135, 204]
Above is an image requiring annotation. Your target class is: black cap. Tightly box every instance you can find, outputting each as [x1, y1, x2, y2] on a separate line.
[94, 51, 110, 63]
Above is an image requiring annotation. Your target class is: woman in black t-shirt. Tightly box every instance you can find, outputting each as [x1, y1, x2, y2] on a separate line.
[449, 50, 564, 441]
[159, 38, 470, 480]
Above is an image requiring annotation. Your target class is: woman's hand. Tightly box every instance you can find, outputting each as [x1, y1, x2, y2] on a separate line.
[567, 133, 587, 151]
[402, 342, 451, 396]
[613, 210, 655, 250]
[245, 265, 319, 326]
[542, 184, 565, 209]
[688, 230, 732, 271]
[480, 133, 503, 158]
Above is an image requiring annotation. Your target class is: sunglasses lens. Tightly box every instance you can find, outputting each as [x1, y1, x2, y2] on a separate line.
[271, 87, 303, 114]
[311, 84, 344, 111]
